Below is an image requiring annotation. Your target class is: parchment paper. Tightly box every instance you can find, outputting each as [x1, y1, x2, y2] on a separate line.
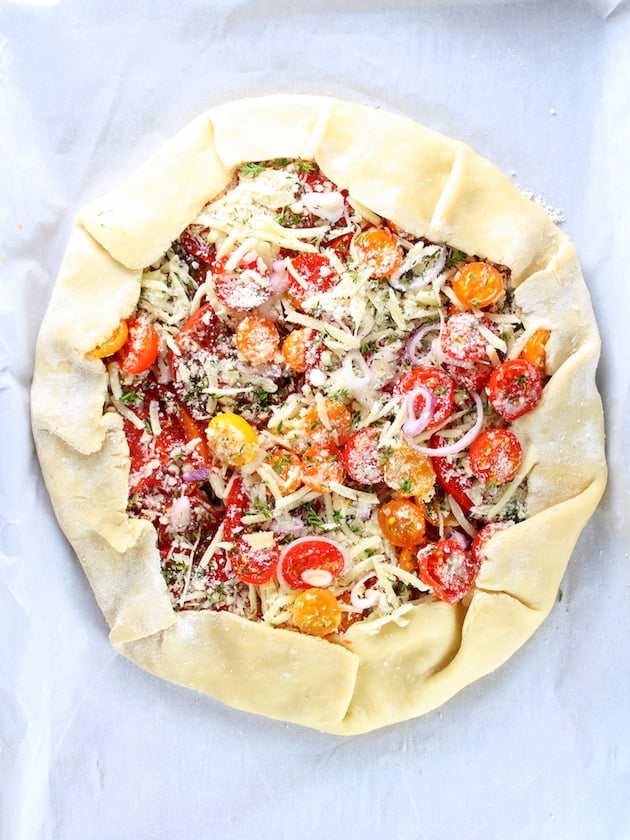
[1, 1, 629, 839]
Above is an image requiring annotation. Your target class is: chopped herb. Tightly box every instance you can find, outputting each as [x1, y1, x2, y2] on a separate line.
[399, 479, 413, 494]
[239, 162, 267, 178]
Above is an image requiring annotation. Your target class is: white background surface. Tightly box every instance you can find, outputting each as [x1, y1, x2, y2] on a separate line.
[1, 1, 629, 838]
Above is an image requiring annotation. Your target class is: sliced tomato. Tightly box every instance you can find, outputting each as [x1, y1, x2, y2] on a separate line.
[468, 428, 522, 485]
[292, 588, 341, 636]
[520, 328, 551, 376]
[451, 261, 505, 309]
[486, 358, 543, 421]
[471, 521, 512, 566]
[213, 255, 272, 311]
[382, 445, 436, 500]
[430, 434, 475, 512]
[286, 253, 340, 308]
[301, 441, 345, 493]
[303, 400, 353, 446]
[174, 303, 225, 354]
[235, 315, 280, 366]
[281, 328, 316, 372]
[394, 366, 456, 431]
[342, 428, 383, 485]
[264, 447, 303, 495]
[280, 537, 346, 590]
[178, 225, 214, 263]
[222, 475, 250, 542]
[118, 318, 159, 376]
[327, 232, 353, 260]
[447, 360, 494, 394]
[377, 498, 426, 548]
[351, 226, 403, 279]
[417, 538, 480, 604]
[440, 313, 494, 365]
[231, 533, 279, 585]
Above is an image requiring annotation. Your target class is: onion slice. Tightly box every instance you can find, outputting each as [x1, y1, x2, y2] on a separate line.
[350, 574, 381, 610]
[388, 244, 447, 291]
[405, 323, 440, 364]
[407, 391, 484, 457]
[342, 350, 373, 388]
[403, 386, 435, 436]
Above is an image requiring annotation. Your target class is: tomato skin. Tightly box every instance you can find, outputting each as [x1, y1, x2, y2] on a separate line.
[292, 588, 341, 636]
[222, 475, 249, 542]
[213, 256, 272, 311]
[468, 428, 522, 485]
[351, 226, 403, 278]
[394, 366, 456, 432]
[91, 320, 128, 359]
[451, 261, 505, 309]
[231, 534, 279, 585]
[342, 428, 383, 485]
[280, 538, 346, 590]
[377, 498, 426, 549]
[286, 253, 340, 308]
[417, 538, 480, 604]
[301, 442, 345, 493]
[521, 328, 550, 376]
[471, 521, 512, 567]
[486, 358, 543, 421]
[430, 434, 475, 512]
[118, 318, 159, 376]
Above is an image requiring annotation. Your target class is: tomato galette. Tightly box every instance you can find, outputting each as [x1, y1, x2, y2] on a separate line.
[31, 95, 606, 734]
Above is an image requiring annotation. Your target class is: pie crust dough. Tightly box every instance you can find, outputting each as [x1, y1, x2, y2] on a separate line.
[31, 95, 607, 734]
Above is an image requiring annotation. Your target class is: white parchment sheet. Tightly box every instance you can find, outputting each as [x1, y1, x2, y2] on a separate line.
[1, 1, 629, 839]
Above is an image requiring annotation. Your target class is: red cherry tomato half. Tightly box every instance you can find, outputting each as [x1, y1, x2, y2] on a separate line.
[486, 358, 543, 421]
[175, 303, 225, 353]
[440, 313, 496, 365]
[118, 318, 159, 376]
[471, 521, 513, 567]
[394, 366, 456, 431]
[280, 537, 346, 590]
[301, 441, 345, 493]
[213, 256, 272, 311]
[286, 253, 340, 308]
[342, 428, 384, 485]
[468, 428, 523, 485]
[232, 534, 279, 585]
[222, 476, 250, 542]
[178, 225, 214, 263]
[429, 434, 475, 512]
[417, 538, 480, 604]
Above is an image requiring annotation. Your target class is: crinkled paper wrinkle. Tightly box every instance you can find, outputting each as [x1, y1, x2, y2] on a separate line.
[31, 95, 607, 734]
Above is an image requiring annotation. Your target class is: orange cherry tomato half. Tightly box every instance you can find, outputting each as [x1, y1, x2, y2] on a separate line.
[468, 428, 522, 485]
[281, 328, 315, 373]
[417, 538, 480, 604]
[301, 442, 345, 493]
[351, 226, 403, 278]
[397, 547, 418, 574]
[486, 358, 543, 421]
[377, 498, 426, 549]
[91, 320, 129, 359]
[394, 366, 456, 432]
[292, 588, 341, 636]
[118, 318, 159, 376]
[286, 253, 340, 309]
[264, 447, 303, 495]
[383, 444, 436, 500]
[231, 533, 279, 585]
[342, 427, 384, 485]
[303, 399, 353, 446]
[235, 314, 280, 366]
[521, 328, 551, 376]
[280, 537, 346, 590]
[452, 261, 505, 309]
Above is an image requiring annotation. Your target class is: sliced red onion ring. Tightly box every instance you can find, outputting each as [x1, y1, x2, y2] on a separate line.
[342, 350, 373, 388]
[389, 245, 447, 291]
[350, 574, 381, 610]
[403, 386, 435, 436]
[183, 467, 210, 482]
[408, 391, 484, 457]
[406, 323, 440, 364]
[269, 515, 306, 534]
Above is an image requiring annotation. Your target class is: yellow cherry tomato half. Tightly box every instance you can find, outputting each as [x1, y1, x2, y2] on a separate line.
[90, 320, 129, 359]
[377, 498, 426, 549]
[451, 261, 505, 309]
[383, 445, 436, 500]
[351, 227, 403, 279]
[521, 328, 550, 376]
[206, 412, 259, 467]
[292, 588, 342, 637]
